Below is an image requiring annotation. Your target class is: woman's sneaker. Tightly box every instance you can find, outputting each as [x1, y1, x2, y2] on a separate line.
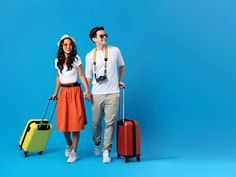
[67, 150, 78, 163]
[65, 145, 73, 158]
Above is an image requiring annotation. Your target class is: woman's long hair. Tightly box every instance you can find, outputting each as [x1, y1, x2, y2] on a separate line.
[57, 38, 77, 73]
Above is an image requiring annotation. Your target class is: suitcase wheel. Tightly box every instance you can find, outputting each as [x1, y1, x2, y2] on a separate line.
[117, 154, 121, 159]
[39, 151, 43, 155]
[24, 152, 28, 158]
[136, 155, 140, 162]
[125, 157, 129, 163]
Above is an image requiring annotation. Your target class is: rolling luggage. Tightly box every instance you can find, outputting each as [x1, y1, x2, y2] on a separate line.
[19, 98, 57, 157]
[116, 89, 141, 163]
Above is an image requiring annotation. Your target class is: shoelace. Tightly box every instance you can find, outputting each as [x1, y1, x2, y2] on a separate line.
[66, 146, 72, 150]
[70, 152, 76, 158]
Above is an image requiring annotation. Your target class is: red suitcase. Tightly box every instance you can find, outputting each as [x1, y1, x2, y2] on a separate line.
[116, 89, 141, 163]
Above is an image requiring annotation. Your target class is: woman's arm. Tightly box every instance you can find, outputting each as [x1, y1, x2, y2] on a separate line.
[77, 65, 90, 100]
[50, 74, 60, 99]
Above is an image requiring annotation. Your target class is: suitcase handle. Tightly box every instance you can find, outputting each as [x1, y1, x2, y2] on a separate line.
[39, 98, 57, 129]
[119, 88, 125, 122]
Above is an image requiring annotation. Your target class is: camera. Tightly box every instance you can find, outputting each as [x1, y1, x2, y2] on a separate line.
[95, 75, 107, 83]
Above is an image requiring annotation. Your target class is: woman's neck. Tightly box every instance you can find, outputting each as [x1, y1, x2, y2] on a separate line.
[65, 53, 69, 59]
[64, 54, 69, 64]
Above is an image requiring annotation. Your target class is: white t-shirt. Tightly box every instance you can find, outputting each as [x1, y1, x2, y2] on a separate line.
[55, 55, 82, 84]
[85, 46, 125, 94]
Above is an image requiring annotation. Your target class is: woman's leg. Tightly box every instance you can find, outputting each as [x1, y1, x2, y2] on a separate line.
[72, 132, 80, 152]
[64, 132, 72, 146]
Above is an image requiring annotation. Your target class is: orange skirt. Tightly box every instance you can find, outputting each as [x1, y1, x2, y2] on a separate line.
[56, 86, 87, 132]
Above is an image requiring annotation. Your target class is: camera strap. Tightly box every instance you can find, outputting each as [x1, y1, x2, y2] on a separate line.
[93, 46, 108, 79]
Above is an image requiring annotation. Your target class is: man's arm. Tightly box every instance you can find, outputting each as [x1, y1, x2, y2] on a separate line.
[119, 65, 125, 88]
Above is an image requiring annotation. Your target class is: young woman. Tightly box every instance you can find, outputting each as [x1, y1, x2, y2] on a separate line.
[51, 34, 90, 163]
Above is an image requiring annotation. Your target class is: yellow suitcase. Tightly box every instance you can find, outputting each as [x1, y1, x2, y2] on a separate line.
[19, 99, 56, 157]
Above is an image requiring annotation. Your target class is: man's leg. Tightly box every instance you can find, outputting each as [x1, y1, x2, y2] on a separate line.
[103, 93, 119, 151]
[91, 94, 104, 155]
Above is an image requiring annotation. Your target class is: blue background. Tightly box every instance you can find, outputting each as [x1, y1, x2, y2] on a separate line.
[0, 0, 236, 176]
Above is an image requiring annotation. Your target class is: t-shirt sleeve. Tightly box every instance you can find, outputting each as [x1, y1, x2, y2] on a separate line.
[55, 58, 58, 69]
[117, 48, 125, 67]
[85, 54, 93, 79]
[75, 55, 82, 67]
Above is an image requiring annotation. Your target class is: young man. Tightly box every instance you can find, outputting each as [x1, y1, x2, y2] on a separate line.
[85, 27, 125, 163]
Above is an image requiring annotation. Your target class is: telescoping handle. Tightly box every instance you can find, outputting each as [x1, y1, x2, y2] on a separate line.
[122, 88, 125, 122]
[119, 85, 125, 123]
[39, 98, 57, 129]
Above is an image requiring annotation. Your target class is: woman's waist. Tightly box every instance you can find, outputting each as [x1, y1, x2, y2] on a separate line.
[60, 82, 80, 88]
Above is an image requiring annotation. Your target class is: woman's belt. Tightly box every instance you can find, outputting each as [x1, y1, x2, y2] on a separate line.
[60, 82, 80, 88]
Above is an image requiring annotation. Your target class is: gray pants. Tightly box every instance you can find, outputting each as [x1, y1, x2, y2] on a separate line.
[91, 93, 119, 151]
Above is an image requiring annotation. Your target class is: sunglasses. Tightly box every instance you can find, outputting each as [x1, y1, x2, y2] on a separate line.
[98, 33, 108, 39]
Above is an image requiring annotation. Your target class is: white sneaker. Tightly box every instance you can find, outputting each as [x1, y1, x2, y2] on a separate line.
[94, 145, 101, 156]
[103, 150, 111, 163]
[67, 150, 78, 163]
[65, 145, 73, 158]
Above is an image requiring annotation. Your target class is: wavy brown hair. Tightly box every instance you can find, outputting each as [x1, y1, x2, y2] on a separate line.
[57, 38, 77, 73]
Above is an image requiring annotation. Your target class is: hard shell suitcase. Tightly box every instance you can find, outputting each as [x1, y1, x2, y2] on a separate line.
[116, 89, 141, 163]
[19, 98, 57, 157]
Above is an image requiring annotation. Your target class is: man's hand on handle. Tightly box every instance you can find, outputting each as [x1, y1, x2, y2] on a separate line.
[119, 81, 126, 89]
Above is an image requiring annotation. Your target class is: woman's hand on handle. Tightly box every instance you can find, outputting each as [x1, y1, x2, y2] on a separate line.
[49, 93, 58, 100]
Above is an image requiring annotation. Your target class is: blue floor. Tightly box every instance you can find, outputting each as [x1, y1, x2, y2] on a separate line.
[2, 119, 236, 177]
[1, 1, 235, 176]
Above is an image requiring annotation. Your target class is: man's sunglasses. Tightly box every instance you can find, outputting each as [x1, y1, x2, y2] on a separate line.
[98, 33, 108, 39]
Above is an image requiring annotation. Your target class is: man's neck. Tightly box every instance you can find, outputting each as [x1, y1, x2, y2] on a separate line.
[96, 44, 107, 51]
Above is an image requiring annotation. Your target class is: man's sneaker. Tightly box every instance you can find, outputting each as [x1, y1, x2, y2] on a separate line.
[103, 150, 111, 163]
[65, 145, 73, 158]
[67, 150, 78, 163]
[94, 145, 101, 156]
